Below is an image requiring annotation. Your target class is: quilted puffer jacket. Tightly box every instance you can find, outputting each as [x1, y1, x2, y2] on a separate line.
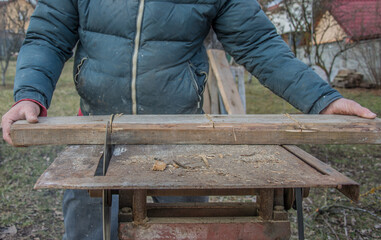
[14, 0, 342, 115]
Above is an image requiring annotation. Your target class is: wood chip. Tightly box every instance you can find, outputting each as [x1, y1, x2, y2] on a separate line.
[173, 160, 188, 169]
[152, 161, 167, 171]
[200, 154, 210, 168]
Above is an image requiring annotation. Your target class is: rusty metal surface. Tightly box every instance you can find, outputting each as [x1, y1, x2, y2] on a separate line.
[119, 217, 291, 240]
[35, 145, 359, 194]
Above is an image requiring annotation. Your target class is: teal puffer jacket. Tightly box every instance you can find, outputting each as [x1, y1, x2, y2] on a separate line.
[14, 0, 341, 115]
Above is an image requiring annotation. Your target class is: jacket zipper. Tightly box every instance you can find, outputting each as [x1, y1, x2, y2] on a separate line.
[74, 57, 88, 85]
[188, 62, 208, 109]
[131, 0, 145, 115]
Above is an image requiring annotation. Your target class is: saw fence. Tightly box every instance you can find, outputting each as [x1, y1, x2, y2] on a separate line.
[10, 50, 381, 240]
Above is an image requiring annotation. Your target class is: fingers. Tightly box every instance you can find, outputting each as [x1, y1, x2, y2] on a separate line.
[357, 106, 377, 119]
[1, 115, 15, 145]
[339, 100, 377, 119]
[1, 101, 41, 146]
[321, 98, 377, 119]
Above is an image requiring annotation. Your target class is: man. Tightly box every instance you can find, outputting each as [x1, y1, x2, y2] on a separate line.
[1, 0, 376, 239]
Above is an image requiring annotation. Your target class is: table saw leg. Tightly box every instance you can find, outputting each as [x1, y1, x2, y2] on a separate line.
[295, 188, 304, 240]
[274, 188, 284, 211]
[259, 189, 274, 220]
[133, 190, 147, 224]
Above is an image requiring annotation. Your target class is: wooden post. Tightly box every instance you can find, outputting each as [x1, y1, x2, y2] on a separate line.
[259, 189, 274, 220]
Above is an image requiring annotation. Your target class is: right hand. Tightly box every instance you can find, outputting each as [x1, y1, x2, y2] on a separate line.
[1, 101, 41, 145]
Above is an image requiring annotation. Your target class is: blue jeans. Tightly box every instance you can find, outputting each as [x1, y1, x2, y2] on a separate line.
[62, 189, 208, 240]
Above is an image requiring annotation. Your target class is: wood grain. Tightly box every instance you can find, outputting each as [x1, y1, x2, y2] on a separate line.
[283, 145, 360, 201]
[202, 82, 211, 114]
[34, 145, 359, 197]
[11, 115, 381, 146]
[207, 65, 220, 114]
[207, 49, 245, 114]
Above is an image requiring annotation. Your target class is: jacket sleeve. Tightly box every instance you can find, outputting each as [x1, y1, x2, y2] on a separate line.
[212, 0, 342, 114]
[14, 0, 79, 109]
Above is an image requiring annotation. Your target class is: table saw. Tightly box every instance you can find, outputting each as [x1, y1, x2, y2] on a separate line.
[11, 114, 380, 240]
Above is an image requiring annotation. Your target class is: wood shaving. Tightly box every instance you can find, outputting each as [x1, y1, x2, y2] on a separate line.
[200, 154, 210, 168]
[151, 160, 167, 171]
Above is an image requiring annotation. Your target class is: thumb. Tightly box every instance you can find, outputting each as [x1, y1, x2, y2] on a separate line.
[25, 108, 39, 123]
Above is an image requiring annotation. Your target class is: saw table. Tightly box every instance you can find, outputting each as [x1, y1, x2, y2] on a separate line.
[34, 144, 359, 240]
[11, 114, 380, 240]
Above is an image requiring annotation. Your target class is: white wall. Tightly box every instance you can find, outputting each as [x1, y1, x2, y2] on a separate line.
[295, 39, 381, 84]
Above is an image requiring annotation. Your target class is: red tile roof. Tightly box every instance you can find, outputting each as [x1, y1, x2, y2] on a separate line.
[330, 0, 381, 40]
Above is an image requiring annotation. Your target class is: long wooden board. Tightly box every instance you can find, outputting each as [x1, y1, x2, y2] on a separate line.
[10, 114, 381, 146]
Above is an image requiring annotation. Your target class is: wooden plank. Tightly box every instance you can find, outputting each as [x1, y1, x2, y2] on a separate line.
[230, 65, 247, 113]
[207, 49, 245, 114]
[282, 145, 360, 201]
[202, 81, 211, 114]
[34, 145, 359, 192]
[34, 145, 103, 189]
[207, 65, 220, 114]
[11, 115, 381, 146]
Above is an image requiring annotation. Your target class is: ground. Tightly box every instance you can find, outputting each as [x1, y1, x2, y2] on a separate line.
[0, 60, 380, 239]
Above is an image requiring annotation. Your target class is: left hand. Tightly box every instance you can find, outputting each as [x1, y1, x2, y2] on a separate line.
[320, 98, 377, 119]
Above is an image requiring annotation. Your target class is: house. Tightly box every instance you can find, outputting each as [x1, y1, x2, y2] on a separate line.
[315, 0, 381, 44]
[267, 0, 381, 85]
[314, 0, 381, 85]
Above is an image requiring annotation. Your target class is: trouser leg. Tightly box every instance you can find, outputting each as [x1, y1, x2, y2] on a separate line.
[63, 190, 207, 239]
[62, 189, 119, 240]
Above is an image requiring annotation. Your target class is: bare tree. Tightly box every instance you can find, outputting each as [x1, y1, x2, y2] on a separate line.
[257, 0, 275, 11]
[268, 0, 360, 83]
[282, 0, 312, 57]
[0, 0, 34, 86]
[311, 1, 361, 83]
[353, 40, 381, 88]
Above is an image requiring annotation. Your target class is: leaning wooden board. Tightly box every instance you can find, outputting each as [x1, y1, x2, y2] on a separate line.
[10, 115, 381, 146]
[207, 49, 245, 114]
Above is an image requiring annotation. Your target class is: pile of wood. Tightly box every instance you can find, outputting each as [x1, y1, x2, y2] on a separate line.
[332, 69, 363, 88]
[332, 69, 374, 88]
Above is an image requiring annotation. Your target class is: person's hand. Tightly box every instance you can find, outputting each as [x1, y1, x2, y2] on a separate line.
[1, 101, 41, 145]
[321, 98, 377, 119]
